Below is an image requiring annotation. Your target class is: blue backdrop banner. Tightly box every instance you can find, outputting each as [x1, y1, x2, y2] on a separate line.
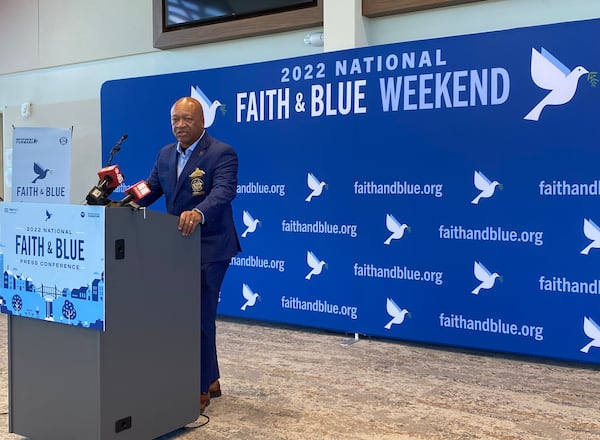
[101, 18, 600, 363]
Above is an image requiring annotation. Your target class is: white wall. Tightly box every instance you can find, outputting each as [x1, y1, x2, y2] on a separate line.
[363, 0, 600, 46]
[0, 0, 155, 74]
[0, 0, 599, 201]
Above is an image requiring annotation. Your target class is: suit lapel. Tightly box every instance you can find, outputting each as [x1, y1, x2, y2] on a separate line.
[167, 145, 179, 194]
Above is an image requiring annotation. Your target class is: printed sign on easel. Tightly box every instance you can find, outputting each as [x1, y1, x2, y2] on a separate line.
[12, 127, 71, 203]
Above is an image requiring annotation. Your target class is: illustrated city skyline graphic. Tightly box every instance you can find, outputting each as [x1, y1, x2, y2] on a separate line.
[0, 253, 104, 329]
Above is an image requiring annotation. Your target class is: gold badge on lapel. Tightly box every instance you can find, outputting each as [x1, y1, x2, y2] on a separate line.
[189, 168, 205, 196]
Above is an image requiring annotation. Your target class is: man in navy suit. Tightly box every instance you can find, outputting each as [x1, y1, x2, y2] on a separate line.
[138, 96, 241, 413]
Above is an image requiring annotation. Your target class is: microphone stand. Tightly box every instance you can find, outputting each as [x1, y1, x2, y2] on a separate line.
[105, 134, 128, 166]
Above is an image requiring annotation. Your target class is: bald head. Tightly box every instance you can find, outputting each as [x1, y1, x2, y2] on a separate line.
[171, 97, 205, 148]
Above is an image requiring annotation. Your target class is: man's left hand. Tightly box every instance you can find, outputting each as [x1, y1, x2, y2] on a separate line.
[179, 209, 202, 236]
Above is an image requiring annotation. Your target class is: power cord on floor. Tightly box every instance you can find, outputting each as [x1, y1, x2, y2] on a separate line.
[184, 414, 209, 429]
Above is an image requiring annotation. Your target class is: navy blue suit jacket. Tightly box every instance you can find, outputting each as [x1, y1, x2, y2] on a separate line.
[139, 132, 241, 263]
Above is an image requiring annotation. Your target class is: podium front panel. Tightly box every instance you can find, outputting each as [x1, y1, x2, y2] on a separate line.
[7, 205, 201, 440]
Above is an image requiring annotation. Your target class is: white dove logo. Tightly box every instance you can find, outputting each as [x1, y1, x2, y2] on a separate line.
[305, 172, 327, 202]
[384, 298, 410, 329]
[384, 214, 409, 245]
[524, 48, 589, 121]
[472, 261, 501, 295]
[581, 316, 600, 353]
[241, 210, 260, 238]
[190, 85, 223, 128]
[305, 250, 326, 280]
[471, 171, 501, 204]
[241, 283, 259, 311]
[581, 218, 600, 255]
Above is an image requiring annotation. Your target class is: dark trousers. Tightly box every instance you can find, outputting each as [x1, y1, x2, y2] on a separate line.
[200, 259, 231, 393]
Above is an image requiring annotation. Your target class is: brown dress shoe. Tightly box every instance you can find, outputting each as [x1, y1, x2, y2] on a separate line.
[200, 392, 210, 413]
[209, 379, 222, 398]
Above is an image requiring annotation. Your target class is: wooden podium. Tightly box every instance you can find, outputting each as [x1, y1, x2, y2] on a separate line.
[5, 205, 201, 440]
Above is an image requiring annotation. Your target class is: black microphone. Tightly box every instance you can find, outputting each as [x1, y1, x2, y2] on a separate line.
[105, 134, 128, 166]
[85, 165, 124, 205]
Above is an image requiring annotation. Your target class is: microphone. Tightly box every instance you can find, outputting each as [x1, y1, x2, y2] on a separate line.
[105, 134, 128, 166]
[85, 165, 124, 205]
[97, 165, 124, 192]
[115, 180, 151, 207]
